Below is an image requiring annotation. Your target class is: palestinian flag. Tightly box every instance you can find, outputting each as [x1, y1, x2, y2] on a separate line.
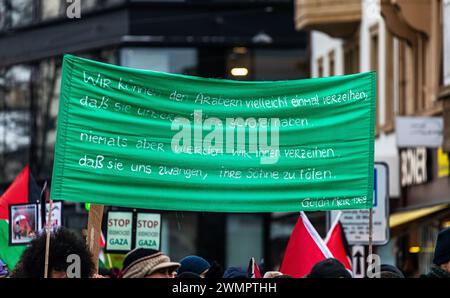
[280, 212, 334, 277]
[0, 166, 41, 269]
[247, 257, 262, 278]
[325, 211, 353, 272]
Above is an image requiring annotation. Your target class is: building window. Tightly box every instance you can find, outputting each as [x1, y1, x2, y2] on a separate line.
[0, 0, 37, 30]
[370, 24, 379, 136]
[0, 65, 32, 183]
[226, 214, 263, 268]
[162, 212, 198, 262]
[120, 48, 198, 75]
[317, 57, 324, 78]
[328, 50, 335, 77]
[226, 48, 309, 81]
[384, 27, 395, 133]
[398, 40, 416, 115]
[253, 49, 309, 81]
[444, 0, 450, 86]
[344, 31, 360, 75]
[40, 0, 65, 21]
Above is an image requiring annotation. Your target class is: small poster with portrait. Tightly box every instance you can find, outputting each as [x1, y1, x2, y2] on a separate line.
[9, 203, 38, 245]
[38, 201, 63, 231]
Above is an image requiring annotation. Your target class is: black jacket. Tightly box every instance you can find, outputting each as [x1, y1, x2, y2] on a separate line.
[421, 264, 450, 278]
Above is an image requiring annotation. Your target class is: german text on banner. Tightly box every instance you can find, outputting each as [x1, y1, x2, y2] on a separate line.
[50, 55, 376, 212]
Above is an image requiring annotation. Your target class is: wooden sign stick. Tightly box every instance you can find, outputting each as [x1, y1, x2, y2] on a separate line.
[86, 204, 104, 274]
[368, 208, 373, 258]
[43, 199, 53, 278]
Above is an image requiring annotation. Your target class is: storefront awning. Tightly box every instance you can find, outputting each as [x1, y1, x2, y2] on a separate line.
[389, 204, 449, 228]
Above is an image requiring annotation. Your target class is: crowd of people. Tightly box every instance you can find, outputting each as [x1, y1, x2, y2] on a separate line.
[1, 227, 449, 279]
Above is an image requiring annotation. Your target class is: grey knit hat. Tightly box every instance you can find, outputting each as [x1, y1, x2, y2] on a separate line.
[122, 248, 180, 278]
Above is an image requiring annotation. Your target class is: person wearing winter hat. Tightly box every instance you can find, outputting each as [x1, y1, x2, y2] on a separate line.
[176, 272, 201, 279]
[122, 248, 180, 278]
[378, 264, 405, 278]
[177, 255, 211, 278]
[223, 267, 247, 278]
[306, 258, 352, 278]
[422, 227, 450, 278]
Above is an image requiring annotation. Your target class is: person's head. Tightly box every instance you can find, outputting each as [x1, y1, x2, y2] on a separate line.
[263, 271, 283, 278]
[274, 274, 294, 278]
[223, 267, 247, 278]
[177, 255, 210, 278]
[0, 259, 8, 278]
[307, 258, 352, 278]
[176, 272, 201, 279]
[98, 267, 115, 278]
[203, 261, 224, 279]
[378, 264, 405, 278]
[122, 248, 180, 278]
[433, 227, 450, 273]
[12, 227, 95, 278]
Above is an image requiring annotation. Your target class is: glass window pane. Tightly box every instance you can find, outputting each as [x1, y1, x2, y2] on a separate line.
[253, 49, 309, 80]
[120, 48, 198, 75]
[226, 214, 263, 268]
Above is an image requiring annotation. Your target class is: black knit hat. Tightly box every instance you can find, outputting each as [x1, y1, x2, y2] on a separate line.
[307, 258, 352, 278]
[379, 264, 405, 278]
[433, 227, 450, 265]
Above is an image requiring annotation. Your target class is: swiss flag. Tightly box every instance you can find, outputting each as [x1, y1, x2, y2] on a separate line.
[325, 212, 353, 272]
[247, 257, 262, 278]
[280, 212, 334, 278]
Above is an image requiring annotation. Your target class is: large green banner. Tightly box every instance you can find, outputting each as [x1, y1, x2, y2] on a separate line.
[50, 55, 375, 212]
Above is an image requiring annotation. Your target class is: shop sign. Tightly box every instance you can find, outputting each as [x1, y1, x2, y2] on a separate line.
[400, 147, 429, 187]
[331, 163, 389, 245]
[438, 147, 449, 178]
[396, 117, 443, 148]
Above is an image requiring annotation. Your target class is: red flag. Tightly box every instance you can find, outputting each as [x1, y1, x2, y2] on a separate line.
[325, 212, 352, 272]
[0, 165, 40, 269]
[0, 166, 31, 220]
[100, 231, 106, 248]
[280, 212, 334, 278]
[247, 257, 262, 278]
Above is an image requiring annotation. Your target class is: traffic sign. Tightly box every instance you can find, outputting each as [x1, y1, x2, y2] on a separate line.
[352, 245, 365, 278]
[331, 162, 390, 245]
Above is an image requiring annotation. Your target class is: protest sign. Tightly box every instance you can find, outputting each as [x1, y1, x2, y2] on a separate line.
[135, 213, 161, 250]
[106, 211, 133, 252]
[38, 201, 62, 231]
[9, 203, 38, 245]
[51, 55, 376, 212]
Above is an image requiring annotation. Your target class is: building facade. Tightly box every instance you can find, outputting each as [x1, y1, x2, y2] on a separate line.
[297, 0, 450, 276]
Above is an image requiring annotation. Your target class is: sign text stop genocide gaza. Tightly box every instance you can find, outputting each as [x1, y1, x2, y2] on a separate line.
[106, 212, 161, 250]
[50, 55, 376, 212]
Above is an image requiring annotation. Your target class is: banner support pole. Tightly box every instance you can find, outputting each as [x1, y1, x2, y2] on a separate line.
[368, 208, 373, 271]
[86, 204, 104, 274]
[44, 199, 53, 278]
